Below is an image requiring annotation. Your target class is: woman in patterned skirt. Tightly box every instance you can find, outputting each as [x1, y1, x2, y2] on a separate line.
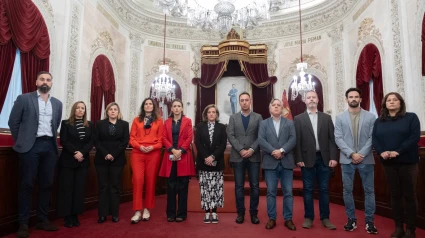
[195, 104, 227, 223]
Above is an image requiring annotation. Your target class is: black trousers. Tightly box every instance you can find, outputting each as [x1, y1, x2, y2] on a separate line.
[56, 166, 88, 217]
[383, 163, 418, 230]
[18, 137, 57, 225]
[95, 165, 124, 217]
[167, 161, 190, 219]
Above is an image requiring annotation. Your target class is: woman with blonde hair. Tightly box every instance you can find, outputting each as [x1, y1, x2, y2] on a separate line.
[94, 102, 129, 223]
[129, 98, 163, 223]
[57, 101, 94, 227]
[159, 99, 196, 222]
[195, 104, 227, 223]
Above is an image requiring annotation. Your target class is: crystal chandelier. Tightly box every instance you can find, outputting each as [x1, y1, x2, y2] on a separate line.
[154, 0, 277, 34]
[151, 14, 176, 103]
[291, 0, 315, 101]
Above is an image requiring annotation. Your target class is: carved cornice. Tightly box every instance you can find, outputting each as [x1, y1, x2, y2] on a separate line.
[390, 0, 404, 96]
[66, 4, 82, 114]
[91, 31, 115, 60]
[129, 32, 145, 50]
[357, 18, 383, 47]
[103, 0, 357, 40]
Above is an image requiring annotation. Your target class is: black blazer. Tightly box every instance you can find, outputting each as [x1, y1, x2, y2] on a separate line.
[294, 111, 338, 168]
[195, 122, 227, 171]
[59, 120, 94, 168]
[94, 119, 130, 166]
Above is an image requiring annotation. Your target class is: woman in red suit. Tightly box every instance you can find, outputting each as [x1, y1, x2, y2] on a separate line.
[129, 98, 163, 223]
[159, 99, 196, 222]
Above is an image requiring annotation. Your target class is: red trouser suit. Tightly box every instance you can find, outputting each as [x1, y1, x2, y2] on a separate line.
[129, 117, 164, 211]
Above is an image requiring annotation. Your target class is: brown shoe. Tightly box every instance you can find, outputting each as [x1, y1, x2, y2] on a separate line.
[391, 227, 405, 238]
[284, 219, 296, 231]
[35, 220, 58, 231]
[265, 219, 276, 229]
[321, 219, 336, 230]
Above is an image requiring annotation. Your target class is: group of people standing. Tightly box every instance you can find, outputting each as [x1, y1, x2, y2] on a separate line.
[8, 71, 420, 238]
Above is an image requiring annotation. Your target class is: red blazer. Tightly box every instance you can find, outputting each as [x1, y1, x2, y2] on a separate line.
[159, 116, 196, 177]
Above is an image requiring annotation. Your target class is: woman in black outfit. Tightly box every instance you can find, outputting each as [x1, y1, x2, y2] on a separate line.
[94, 102, 129, 223]
[57, 101, 94, 227]
[372, 92, 420, 238]
[194, 104, 227, 224]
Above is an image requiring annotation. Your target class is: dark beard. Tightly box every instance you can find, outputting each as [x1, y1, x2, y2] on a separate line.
[37, 84, 51, 93]
[349, 101, 359, 108]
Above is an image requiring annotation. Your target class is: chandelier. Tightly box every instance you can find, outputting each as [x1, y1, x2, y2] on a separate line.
[154, 0, 276, 34]
[151, 14, 176, 103]
[290, 0, 315, 101]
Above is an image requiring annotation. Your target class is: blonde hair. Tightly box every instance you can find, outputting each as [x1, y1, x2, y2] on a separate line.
[104, 102, 123, 120]
[202, 104, 220, 122]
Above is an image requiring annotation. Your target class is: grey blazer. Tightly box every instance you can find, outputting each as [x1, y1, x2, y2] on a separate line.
[294, 111, 338, 168]
[258, 117, 296, 170]
[8, 91, 62, 153]
[334, 109, 376, 164]
[227, 112, 263, 163]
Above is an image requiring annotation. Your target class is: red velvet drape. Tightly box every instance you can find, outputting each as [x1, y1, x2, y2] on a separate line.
[0, 0, 49, 110]
[0, 41, 16, 112]
[288, 75, 324, 118]
[356, 44, 383, 114]
[91, 55, 116, 125]
[421, 14, 425, 76]
[239, 61, 271, 88]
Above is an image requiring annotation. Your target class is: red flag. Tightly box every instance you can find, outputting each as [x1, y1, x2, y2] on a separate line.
[282, 90, 293, 120]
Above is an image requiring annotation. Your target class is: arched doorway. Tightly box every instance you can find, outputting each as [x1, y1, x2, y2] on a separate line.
[288, 75, 324, 118]
[90, 55, 116, 125]
[355, 44, 383, 116]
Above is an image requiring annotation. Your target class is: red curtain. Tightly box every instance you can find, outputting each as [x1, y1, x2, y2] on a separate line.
[288, 75, 324, 118]
[356, 44, 383, 114]
[192, 61, 227, 87]
[0, 0, 50, 110]
[91, 55, 116, 125]
[0, 41, 16, 112]
[239, 61, 272, 87]
[421, 14, 425, 76]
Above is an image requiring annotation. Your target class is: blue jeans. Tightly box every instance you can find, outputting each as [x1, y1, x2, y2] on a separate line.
[264, 163, 293, 220]
[301, 153, 330, 220]
[342, 163, 375, 223]
[232, 160, 260, 215]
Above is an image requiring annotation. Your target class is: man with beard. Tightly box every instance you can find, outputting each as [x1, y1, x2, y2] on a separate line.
[9, 71, 62, 238]
[294, 90, 337, 230]
[334, 88, 378, 234]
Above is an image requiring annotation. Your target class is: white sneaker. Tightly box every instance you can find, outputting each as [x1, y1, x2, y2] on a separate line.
[211, 213, 219, 224]
[204, 213, 211, 224]
[131, 211, 142, 224]
[142, 208, 150, 221]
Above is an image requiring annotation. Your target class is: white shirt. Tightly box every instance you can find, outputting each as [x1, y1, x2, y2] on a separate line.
[36, 91, 53, 137]
[272, 117, 281, 137]
[307, 109, 320, 151]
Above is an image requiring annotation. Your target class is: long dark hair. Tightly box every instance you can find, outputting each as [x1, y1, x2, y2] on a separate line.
[138, 98, 160, 122]
[67, 101, 89, 127]
[379, 92, 406, 121]
[168, 98, 185, 118]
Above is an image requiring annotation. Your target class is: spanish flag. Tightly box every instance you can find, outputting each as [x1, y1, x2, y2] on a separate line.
[282, 90, 293, 120]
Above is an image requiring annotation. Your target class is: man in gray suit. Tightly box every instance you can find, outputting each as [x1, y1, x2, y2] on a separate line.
[294, 90, 337, 230]
[258, 99, 296, 231]
[227, 92, 263, 224]
[334, 88, 378, 234]
[9, 71, 62, 238]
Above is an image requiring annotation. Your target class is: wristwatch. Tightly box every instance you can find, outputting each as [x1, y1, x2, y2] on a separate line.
[279, 148, 284, 153]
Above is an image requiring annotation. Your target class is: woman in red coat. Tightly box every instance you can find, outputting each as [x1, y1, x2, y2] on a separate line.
[159, 99, 196, 222]
[129, 98, 163, 223]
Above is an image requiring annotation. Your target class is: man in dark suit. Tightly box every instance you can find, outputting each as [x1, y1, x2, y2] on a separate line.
[227, 92, 263, 224]
[8, 71, 63, 238]
[258, 99, 296, 231]
[294, 90, 337, 230]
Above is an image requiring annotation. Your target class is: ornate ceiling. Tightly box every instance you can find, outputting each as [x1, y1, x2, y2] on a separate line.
[101, 0, 359, 41]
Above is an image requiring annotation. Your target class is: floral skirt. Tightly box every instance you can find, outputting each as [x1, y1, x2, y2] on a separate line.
[198, 170, 224, 210]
